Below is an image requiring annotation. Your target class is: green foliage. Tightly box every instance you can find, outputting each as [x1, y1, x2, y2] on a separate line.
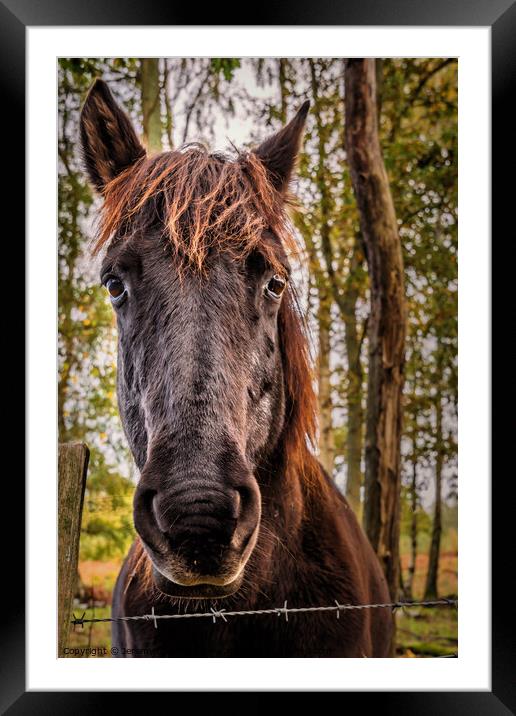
[80, 456, 135, 561]
[378, 60, 458, 513]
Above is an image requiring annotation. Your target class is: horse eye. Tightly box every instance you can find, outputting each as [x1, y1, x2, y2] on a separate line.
[264, 274, 287, 300]
[106, 277, 126, 301]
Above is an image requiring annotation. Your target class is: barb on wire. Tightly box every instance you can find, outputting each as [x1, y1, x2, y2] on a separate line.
[210, 608, 227, 623]
[72, 611, 86, 631]
[70, 597, 457, 627]
[276, 600, 289, 622]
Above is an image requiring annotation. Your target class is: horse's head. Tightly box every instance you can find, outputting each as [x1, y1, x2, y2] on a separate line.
[80, 79, 312, 598]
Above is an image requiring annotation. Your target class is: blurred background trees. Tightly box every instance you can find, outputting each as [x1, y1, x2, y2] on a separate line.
[58, 57, 457, 634]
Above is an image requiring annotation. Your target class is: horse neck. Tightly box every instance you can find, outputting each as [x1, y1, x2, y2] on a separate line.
[259, 434, 330, 509]
[254, 444, 334, 580]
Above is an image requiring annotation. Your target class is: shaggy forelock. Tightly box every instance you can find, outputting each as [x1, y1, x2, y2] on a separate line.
[94, 145, 298, 275]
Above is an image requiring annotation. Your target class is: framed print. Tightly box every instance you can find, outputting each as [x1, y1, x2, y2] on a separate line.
[7, 0, 513, 708]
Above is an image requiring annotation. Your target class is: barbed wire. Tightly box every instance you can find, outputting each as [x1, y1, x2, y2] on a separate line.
[72, 597, 457, 627]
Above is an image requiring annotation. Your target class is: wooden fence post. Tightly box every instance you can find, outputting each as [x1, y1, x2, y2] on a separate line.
[58, 442, 89, 656]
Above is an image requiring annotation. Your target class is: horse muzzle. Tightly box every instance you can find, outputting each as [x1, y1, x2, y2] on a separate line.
[133, 472, 261, 597]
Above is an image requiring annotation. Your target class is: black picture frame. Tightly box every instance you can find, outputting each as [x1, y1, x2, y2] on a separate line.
[9, 0, 513, 709]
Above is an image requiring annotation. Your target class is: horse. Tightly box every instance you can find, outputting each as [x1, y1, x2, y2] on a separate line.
[80, 78, 393, 657]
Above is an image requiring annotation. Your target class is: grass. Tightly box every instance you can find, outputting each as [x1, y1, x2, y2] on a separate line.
[396, 605, 458, 657]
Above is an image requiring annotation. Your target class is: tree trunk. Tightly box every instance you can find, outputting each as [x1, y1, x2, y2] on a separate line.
[309, 60, 366, 511]
[344, 59, 407, 604]
[278, 59, 289, 123]
[407, 442, 418, 600]
[162, 59, 174, 150]
[317, 288, 335, 476]
[342, 242, 364, 514]
[399, 557, 407, 598]
[305, 60, 336, 478]
[140, 58, 162, 153]
[425, 392, 443, 600]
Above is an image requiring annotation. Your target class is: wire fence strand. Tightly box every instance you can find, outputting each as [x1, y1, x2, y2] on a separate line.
[71, 597, 457, 627]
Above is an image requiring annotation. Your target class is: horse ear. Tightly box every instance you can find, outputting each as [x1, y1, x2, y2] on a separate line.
[80, 79, 146, 193]
[254, 100, 310, 194]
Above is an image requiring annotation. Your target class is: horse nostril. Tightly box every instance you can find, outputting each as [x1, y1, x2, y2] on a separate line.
[133, 485, 156, 523]
[233, 489, 241, 520]
[234, 482, 258, 520]
[133, 485, 168, 554]
[151, 493, 172, 535]
[230, 480, 261, 549]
